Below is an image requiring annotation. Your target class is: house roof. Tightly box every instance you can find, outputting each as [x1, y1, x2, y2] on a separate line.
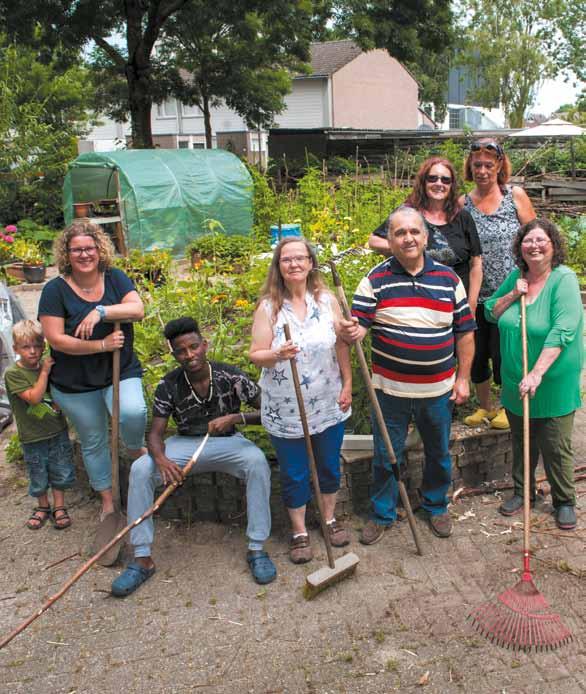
[305, 40, 363, 77]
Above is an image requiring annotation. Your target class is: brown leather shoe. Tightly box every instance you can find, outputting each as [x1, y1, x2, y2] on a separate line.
[323, 519, 350, 547]
[289, 533, 313, 564]
[428, 512, 453, 538]
[359, 520, 387, 545]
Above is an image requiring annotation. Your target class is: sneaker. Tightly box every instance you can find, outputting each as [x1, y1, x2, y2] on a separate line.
[428, 513, 453, 538]
[246, 550, 277, 584]
[289, 533, 313, 564]
[555, 505, 577, 530]
[463, 408, 497, 427]
[359, 520, 387, 545]
[499, 494, 534, 516]
[322, 519, 350, 547]
[490, 408, 510, 430]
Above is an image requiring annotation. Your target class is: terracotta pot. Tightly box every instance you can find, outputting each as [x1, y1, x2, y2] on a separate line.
[23, 264, 46, 283]
[73, 202, 92, 218]
[5, 262, 25, 282]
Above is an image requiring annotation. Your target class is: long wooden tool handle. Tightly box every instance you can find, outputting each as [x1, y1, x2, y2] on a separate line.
[329, 262, 423, 556]
[0, 435, 210, 650]
[520, 294, 531, 569]
[111, 320, 121, 509]
[284, 324, 335, 569]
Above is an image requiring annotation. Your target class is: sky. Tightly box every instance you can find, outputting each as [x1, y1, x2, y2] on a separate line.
[532, 75, 584, 116]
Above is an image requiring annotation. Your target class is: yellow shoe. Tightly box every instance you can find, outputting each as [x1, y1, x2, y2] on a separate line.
[463, 408, 497, 427]
[490, 408, 510, 430]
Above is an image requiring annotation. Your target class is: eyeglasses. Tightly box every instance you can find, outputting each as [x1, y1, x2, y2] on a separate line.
[426, 174, 452, 185]
[68, 246, 98, 257]
[521, 237, 550, 247]
[280, 255, 310, 265]
[470, 142, 504, 159]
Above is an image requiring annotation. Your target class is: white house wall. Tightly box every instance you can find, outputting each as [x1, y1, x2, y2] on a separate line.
[274, 78, 329, 128]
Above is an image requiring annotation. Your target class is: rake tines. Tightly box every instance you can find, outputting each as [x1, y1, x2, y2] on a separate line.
[468, 576, 573, 652]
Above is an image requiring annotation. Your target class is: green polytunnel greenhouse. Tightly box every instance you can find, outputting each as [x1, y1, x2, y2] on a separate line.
[63, 149, 254, 255]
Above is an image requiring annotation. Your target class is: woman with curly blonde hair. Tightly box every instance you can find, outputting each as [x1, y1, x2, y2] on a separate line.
[38, 218, 147, 519]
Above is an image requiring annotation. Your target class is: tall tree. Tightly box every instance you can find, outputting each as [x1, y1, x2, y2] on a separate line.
[456, 0, 582, 128]
[2, 1, 191, 148]
[158, 0, 313, 148]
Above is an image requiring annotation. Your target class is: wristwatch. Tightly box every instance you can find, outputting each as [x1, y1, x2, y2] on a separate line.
[95, 305, 107, 321]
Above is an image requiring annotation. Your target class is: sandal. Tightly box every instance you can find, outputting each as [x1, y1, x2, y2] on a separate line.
[27, 506, 51, 530]
[52, 506, 72, 530]
[111, 562, 156, 597]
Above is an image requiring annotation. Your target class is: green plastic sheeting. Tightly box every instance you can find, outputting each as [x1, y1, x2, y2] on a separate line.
[63, 149, 253, 254]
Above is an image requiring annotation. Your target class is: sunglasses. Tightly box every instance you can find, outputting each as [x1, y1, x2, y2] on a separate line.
[426, 174, 452, 185]
[470, 142, 504, 159]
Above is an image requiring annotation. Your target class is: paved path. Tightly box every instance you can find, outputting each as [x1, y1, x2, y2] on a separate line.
[0, 279, 584, 693]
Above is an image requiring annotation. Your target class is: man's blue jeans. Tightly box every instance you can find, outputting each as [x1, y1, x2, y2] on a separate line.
[370, 390, 453, 525]
[128, 433, 272, 556]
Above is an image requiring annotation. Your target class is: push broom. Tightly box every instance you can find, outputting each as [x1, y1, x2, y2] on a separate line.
[283, 324, 359, 599]
[468, 294, 572, 651]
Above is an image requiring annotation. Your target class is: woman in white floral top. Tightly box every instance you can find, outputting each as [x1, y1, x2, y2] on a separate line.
[250, 238, 352, 564]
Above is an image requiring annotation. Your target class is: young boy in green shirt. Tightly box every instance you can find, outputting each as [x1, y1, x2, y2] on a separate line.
[5, 320, 75, 530]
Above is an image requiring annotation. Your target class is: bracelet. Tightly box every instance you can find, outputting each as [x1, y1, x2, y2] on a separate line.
[101, 339, 105, 352]
[240, 412, 246, 425]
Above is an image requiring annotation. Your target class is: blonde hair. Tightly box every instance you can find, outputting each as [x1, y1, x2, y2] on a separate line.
[13, 319, 44, 345]
[258, 237, 327, 323]
[54, 218, 115, 275]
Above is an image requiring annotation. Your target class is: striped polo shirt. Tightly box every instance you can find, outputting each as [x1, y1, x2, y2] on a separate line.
[351, 254, 476, 398]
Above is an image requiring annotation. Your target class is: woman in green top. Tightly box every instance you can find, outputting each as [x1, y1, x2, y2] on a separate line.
[484, 218, 583, 530]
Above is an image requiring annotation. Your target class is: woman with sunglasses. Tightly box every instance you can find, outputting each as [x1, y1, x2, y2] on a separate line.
[368, 157, 483, 311]
[484, 219, 583, 530]
[249, 237, 352, 564]
[461, 138, 536, 430]
[38, 219, 147, 519]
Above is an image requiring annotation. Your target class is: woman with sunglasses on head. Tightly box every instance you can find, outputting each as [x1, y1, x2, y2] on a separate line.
[368, 157, 483, 312]
[249, 237, 352, 564]
[460, 138, 536, 430]
[484, 219, 583, 530]
[38, 219, 147, 519]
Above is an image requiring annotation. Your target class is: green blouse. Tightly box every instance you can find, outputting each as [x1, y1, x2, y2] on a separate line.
[485, 265, 584, 418]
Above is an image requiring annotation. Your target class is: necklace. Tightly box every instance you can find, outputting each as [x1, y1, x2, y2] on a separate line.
[184, 362, 214, 404]
[69, 274, 102, 294]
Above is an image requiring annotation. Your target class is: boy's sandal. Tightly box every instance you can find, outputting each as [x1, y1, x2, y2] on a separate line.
[52, 506, 72, 530]
[26, 506, 52, 530]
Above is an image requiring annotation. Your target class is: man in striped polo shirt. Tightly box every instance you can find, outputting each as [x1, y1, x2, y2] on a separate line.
[341, 207, 476, 542]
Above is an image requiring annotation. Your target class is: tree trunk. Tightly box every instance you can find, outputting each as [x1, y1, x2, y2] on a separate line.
[127, 66, 154, 149]
[202, 94, 212, 149]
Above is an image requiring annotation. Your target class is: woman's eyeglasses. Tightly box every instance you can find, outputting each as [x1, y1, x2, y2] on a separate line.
[280, 255, 310, 265]
[68, 246, 98, 257]
[470, 142, 504, 159]
[521, 237, 550, 247]
[426, 174, 452, 185]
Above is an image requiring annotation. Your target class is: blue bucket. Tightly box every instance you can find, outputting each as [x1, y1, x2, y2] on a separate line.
[270, 223, 301, 248]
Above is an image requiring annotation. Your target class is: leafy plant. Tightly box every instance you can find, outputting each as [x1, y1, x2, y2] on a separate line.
[10, 238, 45, 265]
[5, 433, 23, 465]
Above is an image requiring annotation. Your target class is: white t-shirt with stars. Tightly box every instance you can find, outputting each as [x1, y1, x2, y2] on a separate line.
[259, 292, 351, 438]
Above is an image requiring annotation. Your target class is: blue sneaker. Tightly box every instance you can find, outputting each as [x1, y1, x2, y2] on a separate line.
[111, 562, 156, 597]
[246, 550, 277, 585]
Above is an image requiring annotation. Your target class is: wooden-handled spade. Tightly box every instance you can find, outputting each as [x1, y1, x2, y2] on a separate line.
[328, 261, 423, 556]
[283, 324, 359, 599]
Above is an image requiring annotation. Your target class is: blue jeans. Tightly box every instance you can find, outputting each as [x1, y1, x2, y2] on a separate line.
[270, 421, 345, 508]
[22, 429, 75, 497]
[51, 378, 147, 492]
[128, 433, 272, 557]
[370, 390, 453, 525]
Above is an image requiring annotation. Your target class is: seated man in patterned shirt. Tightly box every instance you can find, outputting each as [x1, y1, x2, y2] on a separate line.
[112, 317, 276, 596]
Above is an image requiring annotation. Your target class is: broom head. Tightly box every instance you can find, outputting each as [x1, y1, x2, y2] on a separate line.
[468, 575, 573, 651]
[303, 552, 359, 600]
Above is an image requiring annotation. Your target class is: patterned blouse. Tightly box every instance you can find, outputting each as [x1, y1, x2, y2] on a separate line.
[258, 292, 351, 438]
[464, 187, 521, 302]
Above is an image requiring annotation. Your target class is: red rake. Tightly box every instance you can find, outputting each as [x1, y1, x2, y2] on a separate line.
[468, 294, 572, 651]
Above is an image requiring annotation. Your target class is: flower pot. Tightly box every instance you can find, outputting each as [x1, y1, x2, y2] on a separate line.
[23, 264, 46, 284]
[5, 262, 26, 282]
[73, 202, 92, 218]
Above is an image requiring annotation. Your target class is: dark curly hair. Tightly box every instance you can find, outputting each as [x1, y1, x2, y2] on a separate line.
[512, 218, 567, 272]
[404, 157, 459, 222]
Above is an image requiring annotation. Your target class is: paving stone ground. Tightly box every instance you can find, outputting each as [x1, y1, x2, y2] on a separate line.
[0, 279, 584, 694]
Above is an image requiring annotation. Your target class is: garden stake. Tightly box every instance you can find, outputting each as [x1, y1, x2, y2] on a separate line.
[328, 262, 423, 556]
[283, 324, 359, 599]
[95, 321, 126, 567]
[0, 435, 209, 650]
[468, 295, 572, 651]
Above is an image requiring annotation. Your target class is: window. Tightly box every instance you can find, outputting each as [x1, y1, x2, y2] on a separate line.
[157, 99, 177, 118]
[448, 108, 462, 129]
[182, 104, 202, 117]
[178, 140, 190, 149]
